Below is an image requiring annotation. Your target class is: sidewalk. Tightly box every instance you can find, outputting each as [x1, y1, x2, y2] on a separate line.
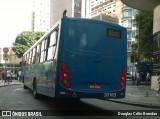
[0, 79, 22, 87]
[108, 84, 160, 108]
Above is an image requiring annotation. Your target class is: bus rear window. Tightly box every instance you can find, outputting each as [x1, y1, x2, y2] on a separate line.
[107, 28, 121, 38]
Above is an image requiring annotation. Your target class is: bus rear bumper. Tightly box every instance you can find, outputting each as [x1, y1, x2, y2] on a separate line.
[56, 88, 126, 99]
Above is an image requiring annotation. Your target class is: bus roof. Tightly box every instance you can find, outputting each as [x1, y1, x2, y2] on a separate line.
[63, 17, 124, 29]
[23, 17, 125, 56]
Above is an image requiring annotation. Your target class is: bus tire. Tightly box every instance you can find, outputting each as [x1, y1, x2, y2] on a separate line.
[23, 77, 28, 89]
[33, 79, 40, 99]
[23, 84, 28, 89]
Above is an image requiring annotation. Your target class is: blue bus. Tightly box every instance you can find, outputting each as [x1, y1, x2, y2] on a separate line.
[22, 17, 127, 99]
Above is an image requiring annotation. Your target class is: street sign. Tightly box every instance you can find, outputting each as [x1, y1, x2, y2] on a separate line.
[3, 47, 9, 53]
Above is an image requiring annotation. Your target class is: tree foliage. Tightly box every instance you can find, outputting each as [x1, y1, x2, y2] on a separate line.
[133, 10, 153, 61]
[12, 31, 45, 58]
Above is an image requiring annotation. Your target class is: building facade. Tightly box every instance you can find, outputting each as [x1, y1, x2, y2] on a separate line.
[32, 0, 50, 32]
[121, 4, 137, 71]
[0, 47, 21, 72]
[90, 0, 123, 24]
[50, 0, 91, 27]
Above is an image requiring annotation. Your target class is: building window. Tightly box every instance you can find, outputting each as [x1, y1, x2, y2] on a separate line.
[122, 20, 127, 27]
[123, 9, 132, 17]
[132, 30, 136, 38]
[122, 20, 132, 28]
[128, 20, 132, 27]
[132, 9, 137, 16]
[132, 20, 136, 27]
[127, 41, 132, 50]
[127, 30, 132, 40]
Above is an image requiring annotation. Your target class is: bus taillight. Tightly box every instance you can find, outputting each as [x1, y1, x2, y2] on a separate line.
[60, 63, 71, 88]
[118, 68, 126, 89]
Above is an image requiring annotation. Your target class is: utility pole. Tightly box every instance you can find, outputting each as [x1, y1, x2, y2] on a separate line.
[3, 47, 9, 71]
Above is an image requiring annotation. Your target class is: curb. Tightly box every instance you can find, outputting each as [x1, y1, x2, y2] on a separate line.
[0, 83, 23, 88]
[107, 99, 160, 109]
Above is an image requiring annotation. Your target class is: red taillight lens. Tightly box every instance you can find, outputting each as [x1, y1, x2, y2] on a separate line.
[60, 63, 71, 88]
[118, 68, 126, 89]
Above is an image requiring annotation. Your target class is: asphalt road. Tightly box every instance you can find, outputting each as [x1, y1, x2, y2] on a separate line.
[0, 84, 159, 119]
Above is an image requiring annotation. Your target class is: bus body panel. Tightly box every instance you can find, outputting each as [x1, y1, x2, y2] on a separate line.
[55, 18, 127, 98]
[23, 20, 61, 98]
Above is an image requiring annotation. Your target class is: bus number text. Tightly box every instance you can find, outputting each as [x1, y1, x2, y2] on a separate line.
[104, 93, 116, 98]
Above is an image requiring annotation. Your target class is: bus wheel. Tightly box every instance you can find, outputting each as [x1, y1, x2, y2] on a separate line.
[23, 77, 28, 89]
[33, 79, 40, 99]
[23, 84, 28, 89]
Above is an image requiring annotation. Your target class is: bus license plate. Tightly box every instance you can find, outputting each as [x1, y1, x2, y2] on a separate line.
[89, 84, 100, 89]
[104, 93, 116, 98]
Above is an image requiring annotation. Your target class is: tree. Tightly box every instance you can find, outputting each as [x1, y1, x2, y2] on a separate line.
[134, 10, 153, 61]
[12, 31, 45, 58]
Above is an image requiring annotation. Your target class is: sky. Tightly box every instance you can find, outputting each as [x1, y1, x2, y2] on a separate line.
[0, 0, 32, 48]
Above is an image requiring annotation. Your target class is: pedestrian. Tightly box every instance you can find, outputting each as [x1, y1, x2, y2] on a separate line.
[136, 71, 141, 86]
[132, 71, 135, 85]
[6, 69, 12, 83]
[157, 76, 160, 96]
[2, 71, 4, 81]
[0, 70, 3, 82]
[146, 72, 150, 85]
[17, 70, 22, 82]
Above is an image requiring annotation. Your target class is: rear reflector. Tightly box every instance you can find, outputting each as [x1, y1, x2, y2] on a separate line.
[118, 68, 126, 89]
[60, 63, 71, 88]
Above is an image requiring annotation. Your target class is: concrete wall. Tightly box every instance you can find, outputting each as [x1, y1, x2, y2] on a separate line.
[153, 5, 160, 34]
[151, 76, 159, 91]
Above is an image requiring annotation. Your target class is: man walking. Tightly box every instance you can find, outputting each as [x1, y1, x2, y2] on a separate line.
[17, 70, 22, 82]
[0, 70, 3, 82]
[6, 69, 11, 83]
[157, 76, 160, 96]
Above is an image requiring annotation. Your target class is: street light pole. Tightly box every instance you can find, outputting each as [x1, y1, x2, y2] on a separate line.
[3, 47, 9, 71]
[4, 58, 6, 71]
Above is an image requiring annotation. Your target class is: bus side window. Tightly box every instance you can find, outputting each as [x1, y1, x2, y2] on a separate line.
[47, 30, 57, 60]
[40, 40, 45, 62]
[32, 47, 36, 64]
[29, 50, 33, 65]
[44, 38, 49, 61]
[24, 55, 27, 66]
[25, 55, 27, 66]
[26, 53, 29, 66]
[35, 44, 41, 63]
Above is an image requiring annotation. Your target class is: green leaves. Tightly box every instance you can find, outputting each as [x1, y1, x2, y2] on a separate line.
[135, 11, 153, 37]
[134, 11, 153, 61]
[12, 31, 45, 58]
